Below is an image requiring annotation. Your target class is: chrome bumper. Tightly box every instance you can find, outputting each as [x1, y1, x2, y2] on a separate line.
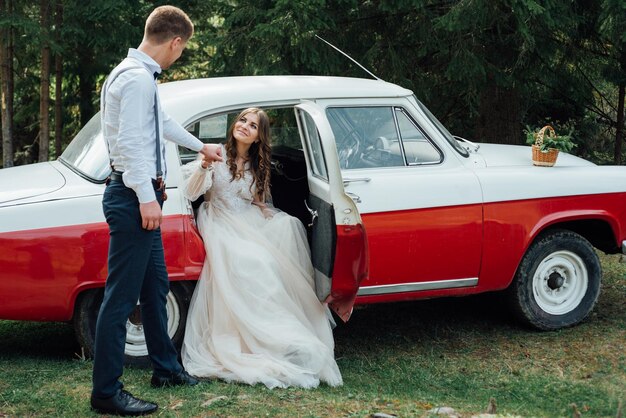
[621, 240, 626, 263]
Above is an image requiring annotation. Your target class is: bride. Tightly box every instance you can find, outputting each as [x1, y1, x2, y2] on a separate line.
[180, 107, 342, 389]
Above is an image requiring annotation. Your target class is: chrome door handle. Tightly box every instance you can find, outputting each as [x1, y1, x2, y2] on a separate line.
[343, 177, 371, 187]
[345, 191, 361, 203]
[304, 200, 318, 227]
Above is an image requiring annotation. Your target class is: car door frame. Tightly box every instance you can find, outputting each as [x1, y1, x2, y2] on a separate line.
[294, 101, 368, 322]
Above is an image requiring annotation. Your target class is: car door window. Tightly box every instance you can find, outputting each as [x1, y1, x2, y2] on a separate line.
[180, 108, 301, 164]
[395, 108, 443, 165]
[326, 106, 442, 169]
[298, 111, 328, 181]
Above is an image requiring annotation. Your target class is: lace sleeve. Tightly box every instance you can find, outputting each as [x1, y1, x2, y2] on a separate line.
[180, 158, 213, 201]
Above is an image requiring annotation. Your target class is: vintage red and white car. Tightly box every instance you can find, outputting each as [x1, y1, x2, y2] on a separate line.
[1, 76, 625, 363]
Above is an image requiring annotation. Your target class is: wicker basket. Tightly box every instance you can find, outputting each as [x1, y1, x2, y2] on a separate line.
[531, 125, 559, 167]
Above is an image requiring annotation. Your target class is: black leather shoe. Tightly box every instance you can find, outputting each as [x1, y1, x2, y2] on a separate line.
[151, 370, 201, 388]
[91, 390, 158, 416]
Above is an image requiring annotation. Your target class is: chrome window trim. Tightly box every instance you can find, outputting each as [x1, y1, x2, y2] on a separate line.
[391, 106, 408, 165]
[395, 107, 444, 166]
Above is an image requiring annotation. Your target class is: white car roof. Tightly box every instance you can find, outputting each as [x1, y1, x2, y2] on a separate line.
[159, 75, 413, 122]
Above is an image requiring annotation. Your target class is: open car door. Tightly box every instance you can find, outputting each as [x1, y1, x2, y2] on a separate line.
[295, 102, 368, 322]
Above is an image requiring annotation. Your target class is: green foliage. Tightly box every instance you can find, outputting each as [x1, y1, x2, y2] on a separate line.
[1, 0, 625, 166]
[599, 0, 626, 85]
[194, 0, 350, 77]
[525, 125, 577, 153]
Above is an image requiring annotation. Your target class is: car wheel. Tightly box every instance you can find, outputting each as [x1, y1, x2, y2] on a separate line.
[73, 281, 195, 365]
[508, 229, 601, 330]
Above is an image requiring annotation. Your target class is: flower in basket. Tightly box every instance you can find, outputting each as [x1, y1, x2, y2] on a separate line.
[525, 125, 576, 167]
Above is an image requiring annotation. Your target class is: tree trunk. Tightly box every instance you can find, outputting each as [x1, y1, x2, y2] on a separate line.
[0, 0, 14, 168]
[54, 0, 63, 159]
[614, 82, 625, 165]
[78, 67, 95, 127]
[474, 81, 523, 145]
[38, 0, 51, 163]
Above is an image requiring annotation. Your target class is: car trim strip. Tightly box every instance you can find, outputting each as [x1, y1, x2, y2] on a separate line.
[357, 278, 478, 296]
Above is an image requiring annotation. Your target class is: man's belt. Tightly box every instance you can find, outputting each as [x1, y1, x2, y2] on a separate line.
[109, 171, 123, 182]
[107, 171, 167, 200]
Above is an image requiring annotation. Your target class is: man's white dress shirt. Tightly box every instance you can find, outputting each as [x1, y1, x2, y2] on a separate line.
[101, 48, 204, 203]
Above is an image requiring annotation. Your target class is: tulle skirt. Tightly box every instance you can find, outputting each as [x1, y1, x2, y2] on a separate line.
[181, 201, 342, 389]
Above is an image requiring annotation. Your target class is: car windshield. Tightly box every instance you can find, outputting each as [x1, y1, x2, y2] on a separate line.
[414, 96, 469, 158]
[59, 113, 110, 182]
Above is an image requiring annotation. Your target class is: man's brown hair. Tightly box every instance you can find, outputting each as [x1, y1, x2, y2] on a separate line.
[145, 5, 194, 44]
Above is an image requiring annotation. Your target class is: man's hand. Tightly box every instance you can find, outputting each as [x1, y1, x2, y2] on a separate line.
[200, 144, 223, 163]
[139, 200, 162, 230]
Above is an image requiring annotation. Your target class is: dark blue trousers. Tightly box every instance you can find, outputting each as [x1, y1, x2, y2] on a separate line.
[92, 180, 182, 399]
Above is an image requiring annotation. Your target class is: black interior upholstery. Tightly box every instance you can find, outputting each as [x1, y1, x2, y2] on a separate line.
[270, 145, 310, 226]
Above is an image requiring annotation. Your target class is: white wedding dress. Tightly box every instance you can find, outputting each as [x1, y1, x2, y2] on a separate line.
[180, 150, 342, 389]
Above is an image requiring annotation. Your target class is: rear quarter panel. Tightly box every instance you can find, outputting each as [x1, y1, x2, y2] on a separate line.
[478, 165, 626, 291]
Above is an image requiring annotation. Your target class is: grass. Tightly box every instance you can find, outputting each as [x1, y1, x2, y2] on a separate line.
[0, 253, 624, 417]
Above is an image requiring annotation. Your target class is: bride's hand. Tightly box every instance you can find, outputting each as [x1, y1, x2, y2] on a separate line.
[261, 207, 275, 220]
[252, 200, 275, 219]
[200, 143, 223, 163]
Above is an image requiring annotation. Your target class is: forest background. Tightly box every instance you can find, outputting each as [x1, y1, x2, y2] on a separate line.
[0, 0, 625, 169]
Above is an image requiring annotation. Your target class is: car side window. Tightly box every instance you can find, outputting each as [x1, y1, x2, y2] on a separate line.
[180, 108, 301, 165]
[326, 106, 441, 169]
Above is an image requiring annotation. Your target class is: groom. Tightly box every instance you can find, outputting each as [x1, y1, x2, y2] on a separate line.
[91, 5, 221, 416]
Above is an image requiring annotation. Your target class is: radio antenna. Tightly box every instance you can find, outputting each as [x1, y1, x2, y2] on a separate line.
[315, 34, 381, 81]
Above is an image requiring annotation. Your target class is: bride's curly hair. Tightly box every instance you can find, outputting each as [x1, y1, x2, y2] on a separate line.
[225, 108, 272, 201]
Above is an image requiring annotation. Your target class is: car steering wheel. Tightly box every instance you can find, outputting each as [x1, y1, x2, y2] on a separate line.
[336, 127, 362, 169]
